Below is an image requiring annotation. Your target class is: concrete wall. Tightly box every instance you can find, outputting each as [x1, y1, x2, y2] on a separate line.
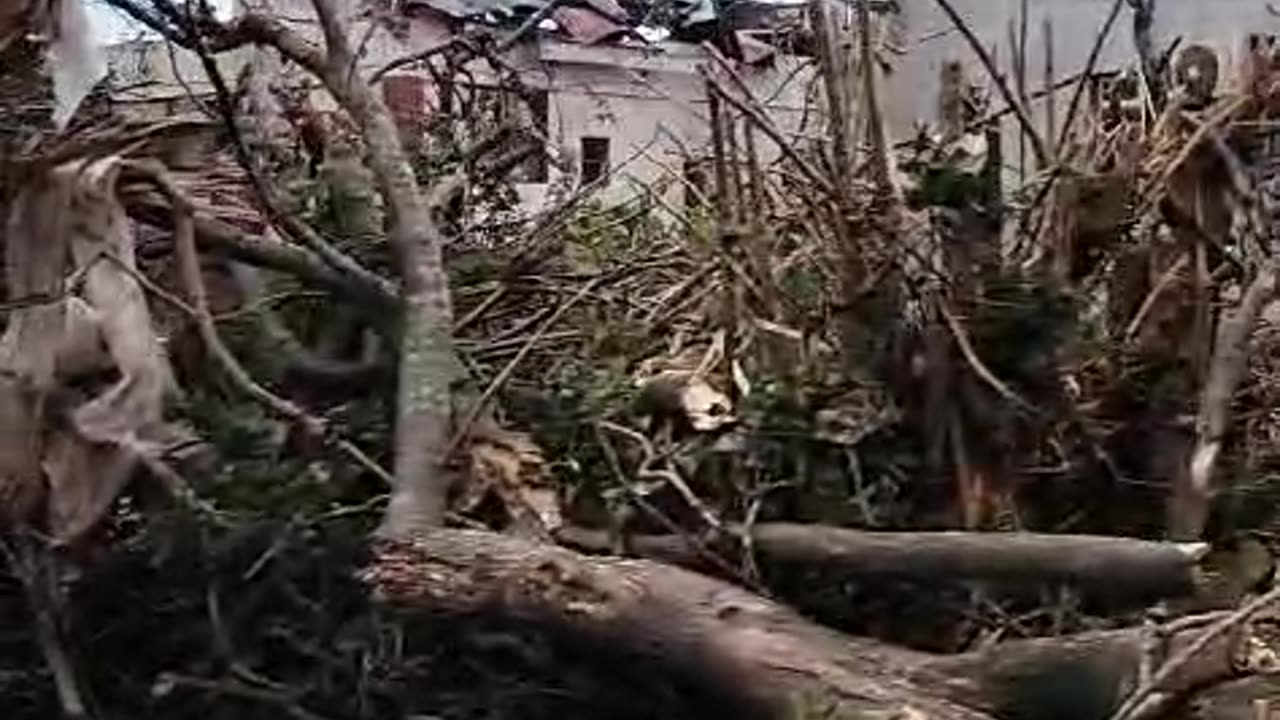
[105, 40, 246, 110]
[881, 0, 1279, 132]
[526, 39, 812, 206]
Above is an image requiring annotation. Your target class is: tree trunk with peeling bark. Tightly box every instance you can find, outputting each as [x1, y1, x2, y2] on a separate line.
[225, 0, 457, 538]
[332, 72, 455, 537]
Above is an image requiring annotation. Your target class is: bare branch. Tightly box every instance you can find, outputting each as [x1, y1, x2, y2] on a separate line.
[102, 0, 328, 73]
[699, 67, 836, 198]
[121, 192, 397, 311]
[806, 0, 852, 190]
[181, 12, 389, 295]
[130, 161, 395, 487]
[447, 276, 602, 459]
[939, 302, 1039, 414]
[1111, 584, 1280, 720]
[310, 0, 352, 70]
[557, 523, 1216, 599]
[1057, 0, 1125, 151]
[1173, 263, 1279, 540]
[930, 0, 1047, 166]
[371, 37, 467, 83]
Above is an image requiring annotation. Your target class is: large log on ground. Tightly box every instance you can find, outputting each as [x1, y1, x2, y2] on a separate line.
[363, 529, 1268, 720]
[555, 524, 1267, 603]
[366, 530, 991, 720]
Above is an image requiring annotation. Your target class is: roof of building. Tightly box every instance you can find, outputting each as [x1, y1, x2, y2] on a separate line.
[403, 0, 819, 58]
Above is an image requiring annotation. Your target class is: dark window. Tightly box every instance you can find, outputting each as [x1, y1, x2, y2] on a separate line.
[581, 136, 610, 183]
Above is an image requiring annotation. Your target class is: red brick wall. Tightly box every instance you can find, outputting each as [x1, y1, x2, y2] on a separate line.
[381, 74, 428, 137]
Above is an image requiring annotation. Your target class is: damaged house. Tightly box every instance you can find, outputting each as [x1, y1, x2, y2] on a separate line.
[105, 0, 825, 209]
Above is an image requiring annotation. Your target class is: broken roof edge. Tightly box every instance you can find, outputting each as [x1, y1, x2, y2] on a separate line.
[401, 0, 816, 41]
[533, 32, 801, 74]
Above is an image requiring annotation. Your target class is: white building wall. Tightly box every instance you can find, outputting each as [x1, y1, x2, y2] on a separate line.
[109, 0, 817, 213]
[528, 40, 814, 207]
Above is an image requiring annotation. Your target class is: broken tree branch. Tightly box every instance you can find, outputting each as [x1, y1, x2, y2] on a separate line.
[1058, 0, 1125, 150]
[857, 0, 897, 205]
[699, 70, 836, 198]
[930, 0, 1047, 166]
[121, 191, 398, 312]
[1110, 584, 1280, 720]
[447, 276, 601, 459]
[184, 15, 391, 303]
[939, 302, 1039, 414]
[1126, 0, 1162, 110]
[131, 161, 394, 487]
[1173, 263, 1279, 540]
[806, 0, 852, 191]
[365, 529, 990, 720]
[915, 610, 1247, 720]
[7, 539, 89, 719]
[556, 523, 1220, 600]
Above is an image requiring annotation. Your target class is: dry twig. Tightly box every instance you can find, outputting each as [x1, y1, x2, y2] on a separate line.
[1110, 584, 1280, 720]
[939, 302, 1038, 414]
[930, 0, 1047, 165]
[596, 419, 724, 533]
[132, 161, 394, 487]
[447, 278, 603, 459]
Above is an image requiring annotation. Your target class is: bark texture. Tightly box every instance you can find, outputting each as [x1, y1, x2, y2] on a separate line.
[365, 529, 1269, 720]
[1175, 263, 1278, 540]
[306, 0, 455, 538]
[367, 529, 990, 720]
[557, 524, 1218, 600]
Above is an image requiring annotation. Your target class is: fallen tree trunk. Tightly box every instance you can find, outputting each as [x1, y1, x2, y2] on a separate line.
[365, 529, 1267, 720]
[555, 524, 1229, 601]
[367, 529, 990, 720]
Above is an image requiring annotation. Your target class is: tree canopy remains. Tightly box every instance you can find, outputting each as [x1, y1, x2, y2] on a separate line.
[5, 1, 1280, 719]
